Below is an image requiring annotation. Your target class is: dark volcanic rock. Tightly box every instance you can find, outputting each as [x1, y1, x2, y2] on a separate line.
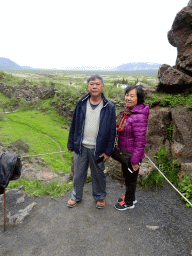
[0, 83, 56, 101]
[158, 1, 192, 93]
[157, 65, 192, 94]
[171, 108, 192, 163]
[168, 2, 192, 76]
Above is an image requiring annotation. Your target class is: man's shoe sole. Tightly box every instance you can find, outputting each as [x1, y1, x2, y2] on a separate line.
[67, 199, 77, 208]
[96, 199, 105, 209]
[96, 205, 105, 209]
[67, 203, 77, 208]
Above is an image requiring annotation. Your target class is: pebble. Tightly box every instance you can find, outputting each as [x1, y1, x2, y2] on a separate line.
[146, 225, 159, 230]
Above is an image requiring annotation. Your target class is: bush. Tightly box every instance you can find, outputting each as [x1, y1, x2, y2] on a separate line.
[178, 173, 192, 208]
[140, 146, 179, 189]
[146, 93, 192, 108]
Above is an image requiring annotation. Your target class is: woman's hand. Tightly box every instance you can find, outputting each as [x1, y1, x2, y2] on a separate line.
[99, 153, 110, 161]
[131, 163, 139, 172]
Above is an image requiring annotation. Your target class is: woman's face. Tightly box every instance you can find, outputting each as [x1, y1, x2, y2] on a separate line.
[125, 89, 138, 108]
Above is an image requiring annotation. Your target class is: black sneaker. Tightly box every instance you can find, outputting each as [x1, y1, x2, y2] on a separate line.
[117, 196, 137, 205]
[114, 201, 135, 211]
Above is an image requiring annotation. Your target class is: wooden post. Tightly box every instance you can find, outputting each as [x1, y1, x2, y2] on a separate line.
[4, 188, 6, 232]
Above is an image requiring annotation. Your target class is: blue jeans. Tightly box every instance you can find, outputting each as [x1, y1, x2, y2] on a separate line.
[71, 146, 106, 201]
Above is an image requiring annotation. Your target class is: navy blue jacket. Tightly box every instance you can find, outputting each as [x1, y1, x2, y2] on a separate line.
[67, 93, 116, 158]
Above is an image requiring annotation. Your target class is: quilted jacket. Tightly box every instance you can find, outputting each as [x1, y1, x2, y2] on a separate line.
[118, 104, 150, 165]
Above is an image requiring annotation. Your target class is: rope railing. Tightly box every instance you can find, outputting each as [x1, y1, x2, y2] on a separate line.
[20, 150, 68, 158]
[145, 153, 192, 208]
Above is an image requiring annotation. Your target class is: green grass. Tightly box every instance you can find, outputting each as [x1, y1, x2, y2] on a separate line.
[0, 109, 72, 172]
[178, 173, 192, 208]
[140, 146, 179, 190]
[7, 178, 73, 198]
[146, 93, 192, 108]
[140, 146, 192, 207]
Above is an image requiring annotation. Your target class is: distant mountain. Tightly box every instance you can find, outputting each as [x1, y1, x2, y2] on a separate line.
[110, 62, 161, 75]
[0, 58, 161, 74]
[0, 57, 32, 70]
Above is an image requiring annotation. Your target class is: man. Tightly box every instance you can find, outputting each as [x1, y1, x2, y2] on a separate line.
[67, 74, 116, 209]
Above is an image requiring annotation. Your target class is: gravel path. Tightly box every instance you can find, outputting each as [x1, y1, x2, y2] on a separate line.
[0, 176, 192, 256]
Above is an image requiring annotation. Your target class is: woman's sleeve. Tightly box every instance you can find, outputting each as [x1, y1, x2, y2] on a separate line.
[130, 114, 148, 165]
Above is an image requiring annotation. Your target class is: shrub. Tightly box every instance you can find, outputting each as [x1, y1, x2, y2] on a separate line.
[140, 146, 179, 189]
[178, 173, 192, 208]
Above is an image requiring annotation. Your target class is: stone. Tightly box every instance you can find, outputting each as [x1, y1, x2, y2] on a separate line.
[21, 167, 58, 181]
[189, 0, 192, 7]
[171, 108, 192, 162]
[0, 83, 56, 102]
[107, 158, 122, 182]
[7, 202, 37, 225]
[157, 64, 170, 79]
[146, 225, 159, 231]
[145, 108, 171, 159]
[136, 82, 156, 98]
[157, 2, 192, 94]
[138, 158, 154, 184]
[41, 85, 55, 100]
[167, 2, 192, 77]
[10, 139, 29, 153]
[157, 65, 192, 94]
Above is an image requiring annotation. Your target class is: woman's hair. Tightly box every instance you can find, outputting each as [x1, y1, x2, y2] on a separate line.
[124, 85, 145, 105]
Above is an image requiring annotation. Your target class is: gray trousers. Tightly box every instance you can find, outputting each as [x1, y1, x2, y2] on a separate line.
[71, 146, 106, 201]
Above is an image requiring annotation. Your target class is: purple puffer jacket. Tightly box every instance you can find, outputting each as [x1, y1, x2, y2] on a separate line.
[118, 103, 150, 165]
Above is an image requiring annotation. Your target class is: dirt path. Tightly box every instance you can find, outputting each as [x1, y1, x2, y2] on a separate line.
[0, 177, 192, 256]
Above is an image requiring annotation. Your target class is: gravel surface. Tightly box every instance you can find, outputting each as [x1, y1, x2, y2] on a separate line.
[0, 176, 192, 256]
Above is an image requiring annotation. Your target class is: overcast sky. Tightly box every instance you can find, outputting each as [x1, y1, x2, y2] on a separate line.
[1, 0, 190, 70]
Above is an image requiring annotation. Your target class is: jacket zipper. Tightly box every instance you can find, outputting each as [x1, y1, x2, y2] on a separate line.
[79, 119, 85, 154]
[94, 102, 108, 156]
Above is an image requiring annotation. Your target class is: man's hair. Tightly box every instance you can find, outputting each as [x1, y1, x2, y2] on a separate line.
[87, 74, 104, 85]
[124, 85, 145, 105]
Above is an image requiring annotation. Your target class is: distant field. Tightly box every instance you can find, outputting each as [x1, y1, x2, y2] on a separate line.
[2, 70, 158, 90]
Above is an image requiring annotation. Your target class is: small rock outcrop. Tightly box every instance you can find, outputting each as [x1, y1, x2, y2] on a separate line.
[0, 82, 56, 101]
[136, 82, 157, 98]
[157, 1, 192, 94]
[10, 140, 29, 153]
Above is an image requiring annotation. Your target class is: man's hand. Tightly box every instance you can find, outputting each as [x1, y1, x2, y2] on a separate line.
[99, 153, 110, 161]
[131, 163, 139, 172]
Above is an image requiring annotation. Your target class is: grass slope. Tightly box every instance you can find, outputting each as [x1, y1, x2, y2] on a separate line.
[0, 109, 72, 172]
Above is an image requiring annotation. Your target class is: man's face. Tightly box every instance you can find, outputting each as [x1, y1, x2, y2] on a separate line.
[87, 78, 104, 97]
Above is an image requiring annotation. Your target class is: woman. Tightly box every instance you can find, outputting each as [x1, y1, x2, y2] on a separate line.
[114, 85, 149, 211]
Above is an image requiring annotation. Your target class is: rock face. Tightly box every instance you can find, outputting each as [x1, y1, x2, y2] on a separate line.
[171, 108, 192, 162]
[146, 107, 192, 163]
[158, 1, 192, 94]
[0, 82, 56, 101]
[157, 64, 192, 94]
